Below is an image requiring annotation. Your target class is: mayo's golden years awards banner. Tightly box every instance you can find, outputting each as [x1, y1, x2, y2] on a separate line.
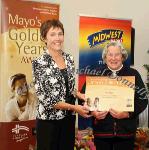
[1, 0, 59, 122]
[78, 16, 132, 91]
[0, 0, 59, 149]
[85, 76, 135, 112]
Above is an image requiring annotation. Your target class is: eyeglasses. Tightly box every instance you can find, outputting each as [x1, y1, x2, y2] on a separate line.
[106, 53, 122, 58]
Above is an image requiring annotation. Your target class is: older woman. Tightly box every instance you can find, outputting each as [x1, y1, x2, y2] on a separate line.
[91, 41, 148, 150]
[32, 19, 90, 150]
[81, 41, 148, 149]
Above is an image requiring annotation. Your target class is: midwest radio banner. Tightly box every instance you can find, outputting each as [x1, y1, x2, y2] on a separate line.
[78, 16, 132, 130]
[0, 0, 59, 149]
[78, 15, 132, 91]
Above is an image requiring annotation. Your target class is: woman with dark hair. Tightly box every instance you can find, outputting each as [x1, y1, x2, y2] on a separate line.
[32, 19, 90, 150]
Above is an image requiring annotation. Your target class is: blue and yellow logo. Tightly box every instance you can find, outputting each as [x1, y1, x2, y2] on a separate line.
[87, 29, 123, 48]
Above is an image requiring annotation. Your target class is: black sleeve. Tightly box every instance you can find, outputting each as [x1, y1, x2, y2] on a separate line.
[129, 70, 148, 118]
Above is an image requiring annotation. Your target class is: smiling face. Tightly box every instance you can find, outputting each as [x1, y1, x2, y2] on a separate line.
[45, 27, 64, 51]
[14, 78, 28, 96]
[105, 45, 123, 70]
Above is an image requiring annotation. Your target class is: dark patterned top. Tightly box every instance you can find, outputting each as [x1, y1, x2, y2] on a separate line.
[32, 50, 75, 120]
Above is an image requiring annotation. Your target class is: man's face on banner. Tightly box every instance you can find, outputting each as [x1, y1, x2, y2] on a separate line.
[14, 78, 28, 98]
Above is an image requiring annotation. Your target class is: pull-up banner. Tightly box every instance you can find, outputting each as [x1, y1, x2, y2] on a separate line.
[78, 15, 132, 130]
[0, 0, 59, 149]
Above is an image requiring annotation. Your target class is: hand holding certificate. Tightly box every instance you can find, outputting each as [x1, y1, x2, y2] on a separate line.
[85, 76, 135, 112]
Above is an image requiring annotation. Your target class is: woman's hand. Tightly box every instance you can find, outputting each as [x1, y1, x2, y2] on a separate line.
[74, 105, 91, 118]
[54, 102, 91, 118]
[91, 111, 108, 120]
[109, 108, 129, 119]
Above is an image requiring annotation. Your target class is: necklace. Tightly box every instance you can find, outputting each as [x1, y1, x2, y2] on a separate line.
[108, 65, 123, 77]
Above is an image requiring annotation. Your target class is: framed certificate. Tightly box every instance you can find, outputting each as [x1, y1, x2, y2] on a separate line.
[85, 76, 135, 112]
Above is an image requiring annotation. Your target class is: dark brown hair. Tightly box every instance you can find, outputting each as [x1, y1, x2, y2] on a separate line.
[40, 19, 64, 41]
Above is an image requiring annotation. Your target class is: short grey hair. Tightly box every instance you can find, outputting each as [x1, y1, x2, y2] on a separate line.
[102, 41, 128, 62]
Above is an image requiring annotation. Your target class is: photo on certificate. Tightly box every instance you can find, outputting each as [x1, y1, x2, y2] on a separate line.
[85, 76, 135, 112]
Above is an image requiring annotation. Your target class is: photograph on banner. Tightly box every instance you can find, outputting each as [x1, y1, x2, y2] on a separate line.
[85, 76, 135, 112]
[0, 0, 59, 149]
[78, 16, 132, 91]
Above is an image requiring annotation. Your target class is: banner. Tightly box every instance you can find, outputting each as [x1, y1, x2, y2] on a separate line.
[0, 0, 59, 149]
[78, 16, 132, 91]
[78, 15, 132, 129]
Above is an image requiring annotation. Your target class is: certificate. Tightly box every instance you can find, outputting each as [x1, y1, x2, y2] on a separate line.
[85, 76, 135, 112]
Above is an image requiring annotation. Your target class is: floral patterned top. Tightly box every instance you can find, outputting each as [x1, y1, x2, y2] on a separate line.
[32, 50, 75, 120]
